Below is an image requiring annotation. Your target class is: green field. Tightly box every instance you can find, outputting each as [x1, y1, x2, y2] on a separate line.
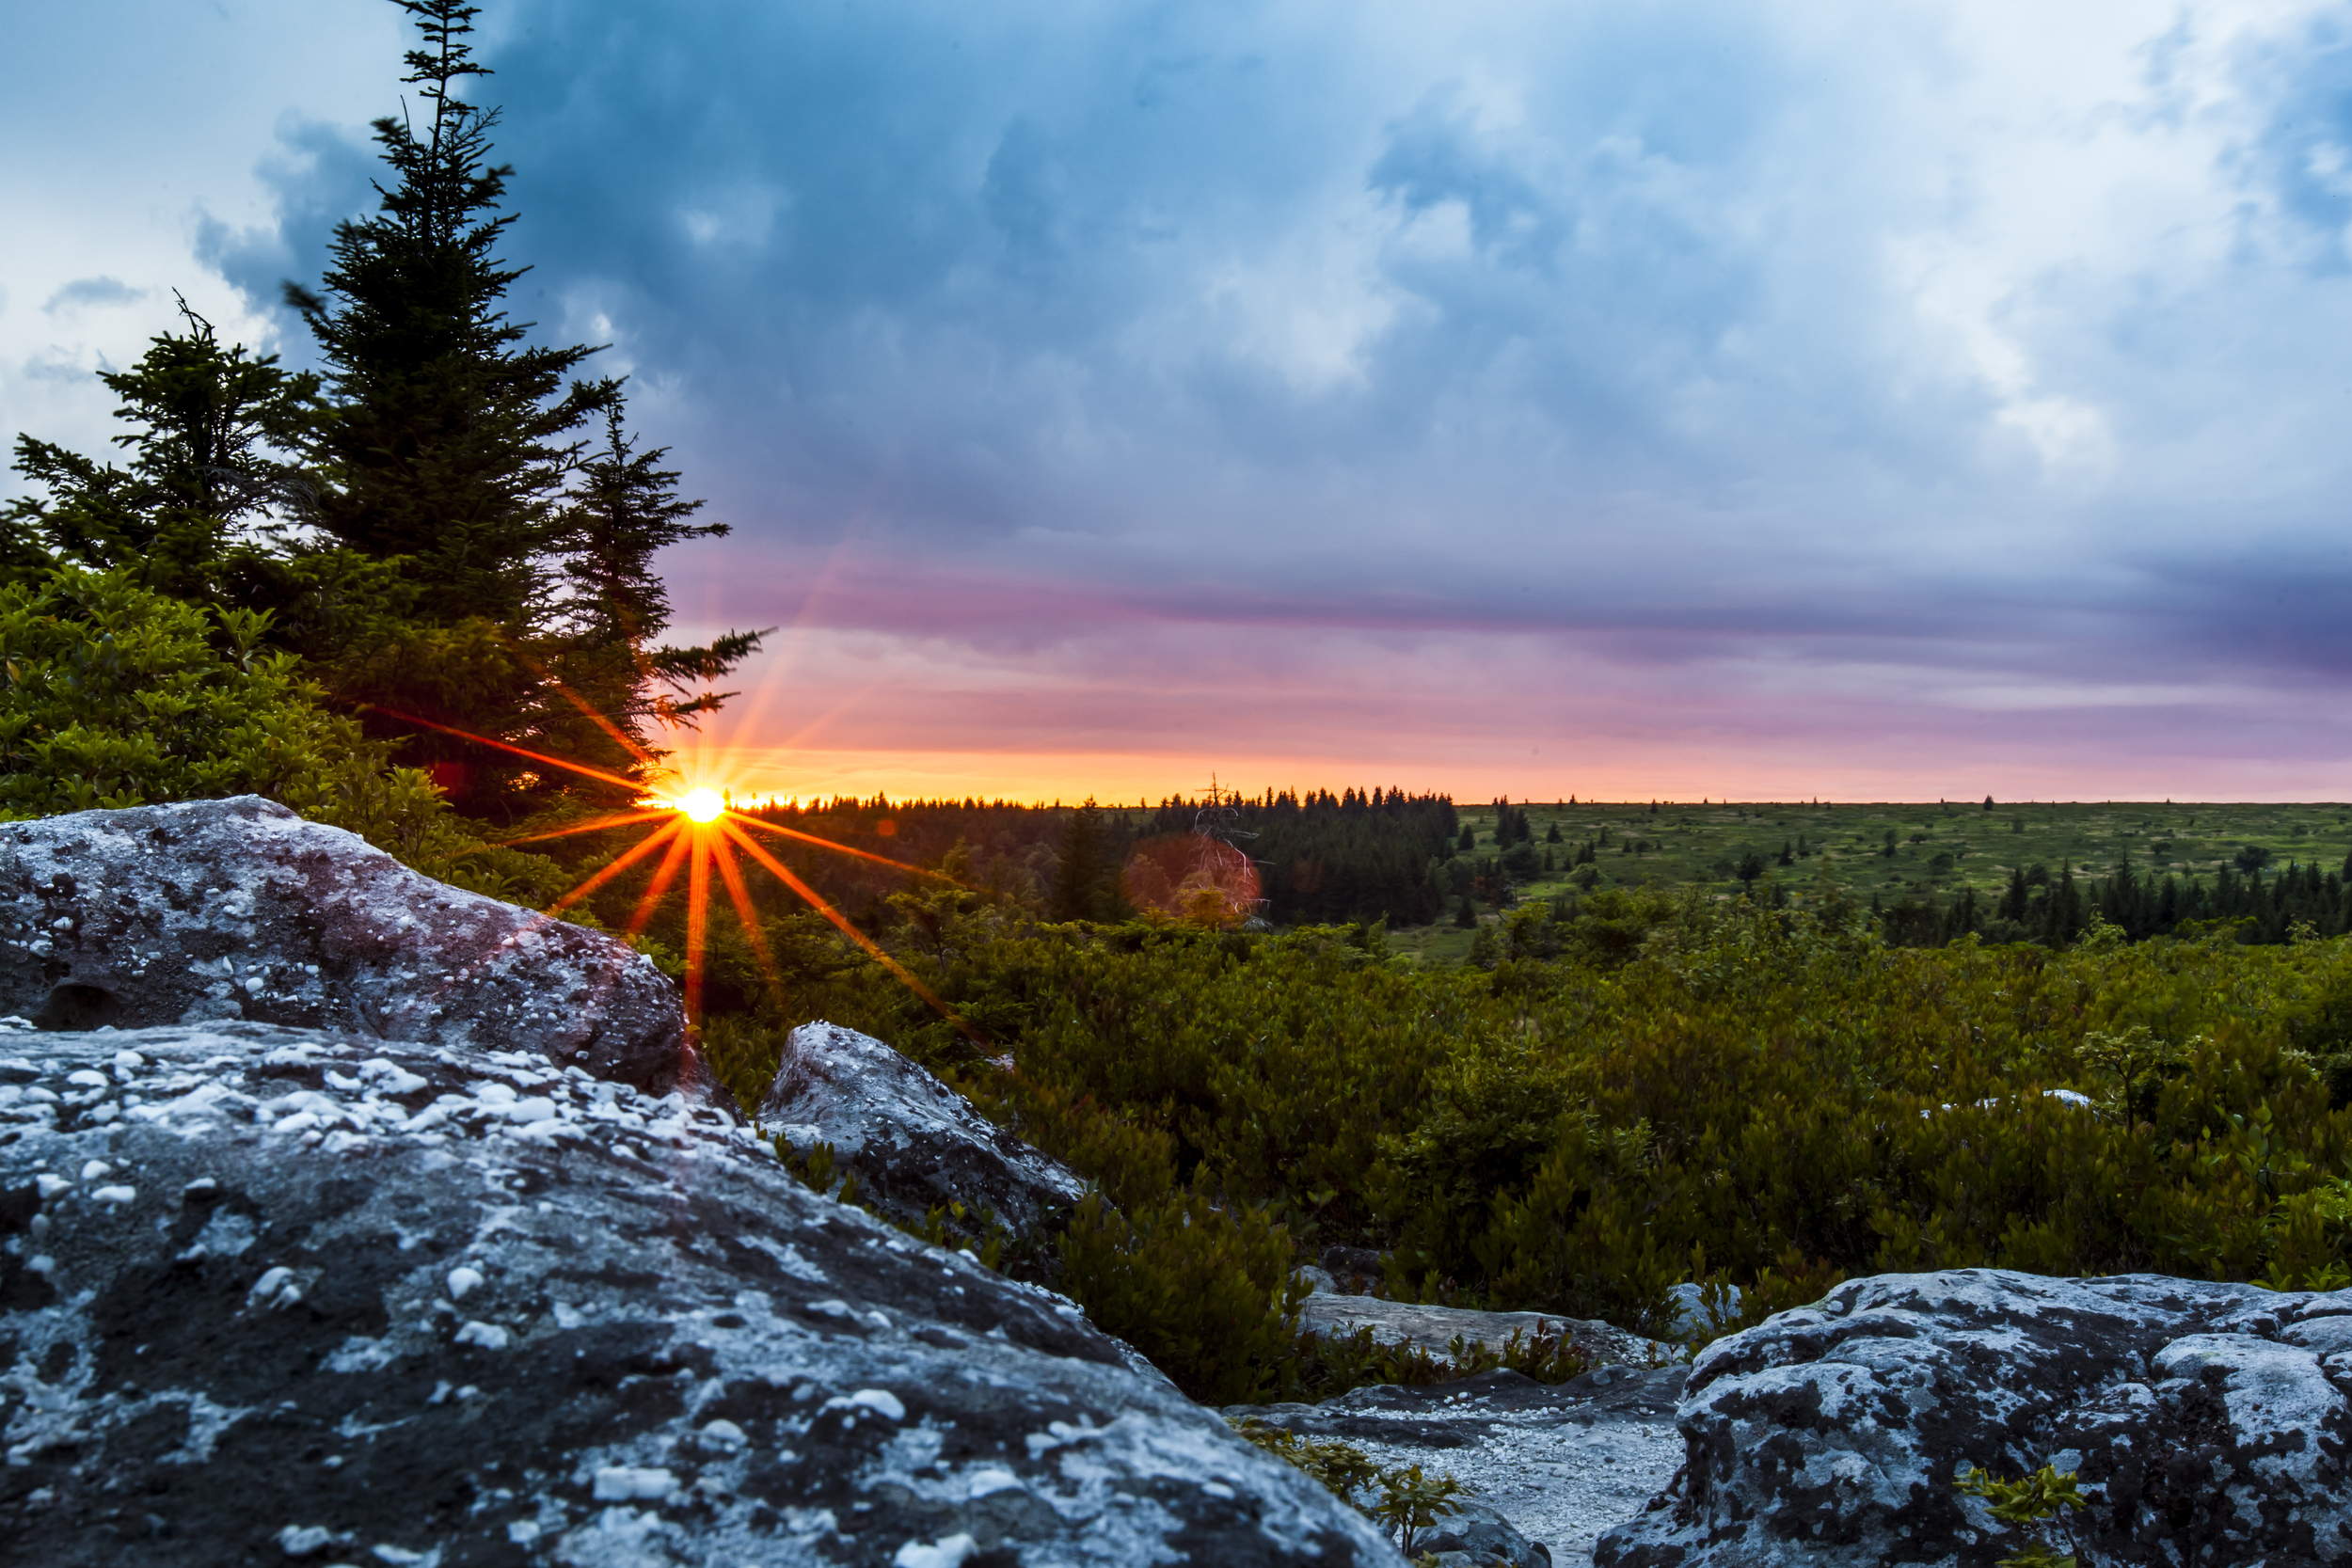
[1391, 799, 2352, 964]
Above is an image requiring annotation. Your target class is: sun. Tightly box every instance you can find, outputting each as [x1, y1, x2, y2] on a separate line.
[367, 699, 978, 1039]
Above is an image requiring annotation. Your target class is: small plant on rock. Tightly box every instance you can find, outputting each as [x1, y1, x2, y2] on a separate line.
[1374, 1463, 1467, 1557]
[1227, 1418, 1468, 1558]
[1957, 1463, 2094, 1567]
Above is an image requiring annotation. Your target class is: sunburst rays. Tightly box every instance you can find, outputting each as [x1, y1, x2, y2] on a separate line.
[369, 692, 977, 1040]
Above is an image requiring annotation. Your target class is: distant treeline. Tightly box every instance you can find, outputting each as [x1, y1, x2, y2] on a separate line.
[1877, 852, 2352, 948]
[1137, 788, 1461, 927]
[731, 786, 1462, 928]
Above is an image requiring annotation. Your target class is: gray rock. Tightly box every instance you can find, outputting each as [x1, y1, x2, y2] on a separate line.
[0, 798, 704, 1097]
[1663, 1282, 1741, 1343]
[755, 1022, 1087, 1269]
[0, 1022, 1404, 1566]
[1321, 1243, 1387, 1293]
[1231, 1366, 1689, 1567]
[1301, 1292, 1663, 1371]
[1294, 1263, 1340, 1295]
[1422, 1497, 1553, 1567]
[1596, 1268, 2352, 1568]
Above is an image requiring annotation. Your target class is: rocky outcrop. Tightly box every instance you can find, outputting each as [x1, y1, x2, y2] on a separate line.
[1301, 1291, 1662, 1371]
[1231, 1365, 1690, 1567]
[0, 798, 703, 1097]
[1596, 1268, 2352, 1567]
[0, 1022, 1403, 1566]
[756, 1022, 1087, 1265]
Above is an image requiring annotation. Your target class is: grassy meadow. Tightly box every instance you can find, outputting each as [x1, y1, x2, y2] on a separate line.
[1392, 799, 2352, 965]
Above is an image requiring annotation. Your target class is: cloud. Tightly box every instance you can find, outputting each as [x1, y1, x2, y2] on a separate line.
[42, 277, 147, 313]
[134, 0, 2352, 791]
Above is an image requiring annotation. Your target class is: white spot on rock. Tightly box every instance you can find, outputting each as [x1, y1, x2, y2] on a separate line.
[593, 1465, 676, 1500]
[36, 1174, 71, 1198]
[454, 1321, 510, 1350]
[446, 1266, 485, 1301]
[278, 1523, 336, 1555]
[91, 1185, 135, 1205]
[247, 1266, 302, 1310]
[824, 1388, 905, 1421]
[894, 1534, 978, 1568]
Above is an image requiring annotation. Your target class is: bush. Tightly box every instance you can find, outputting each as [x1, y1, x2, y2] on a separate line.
[0, 565, 562, 901]
[1055, 1185, 1307, 1405]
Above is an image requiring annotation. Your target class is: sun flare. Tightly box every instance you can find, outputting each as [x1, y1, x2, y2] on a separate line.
[677, 786, 725, 824]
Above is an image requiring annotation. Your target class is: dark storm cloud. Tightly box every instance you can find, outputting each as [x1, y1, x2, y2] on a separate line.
[170, 0, 2352, 790]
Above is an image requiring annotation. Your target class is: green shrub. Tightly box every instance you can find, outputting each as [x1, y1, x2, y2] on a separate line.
[0, 565, 562, 902]
[1055, 1185, 1307, 1405]
[676, 884, 2352, 1386]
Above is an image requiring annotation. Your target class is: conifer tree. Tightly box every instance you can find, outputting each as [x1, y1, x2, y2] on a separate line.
[6, 298, 320, 600]
[289, 0, 610, 627]
[544, 401, 765, 772]
[278, 0, 758, 808]
[1052, 800, 1115, 923]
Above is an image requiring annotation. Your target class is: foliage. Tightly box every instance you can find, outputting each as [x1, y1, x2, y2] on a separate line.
[1956, 1464, 2092, 1568]
[675, 886, 2352, 1375]
[1226, 1417, 1467, 1558]
[0, 565, 561, 900]
[4, 296, 320, 603]
[1227, 1418, 1381, 1502]
[1373, 1464, 1468, 1557]
[1134, 787, 1459, 926]
[1054, 1186, 1308, 1405]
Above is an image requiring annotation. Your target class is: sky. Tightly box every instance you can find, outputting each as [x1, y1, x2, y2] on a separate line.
[8, 0, 2352, 803]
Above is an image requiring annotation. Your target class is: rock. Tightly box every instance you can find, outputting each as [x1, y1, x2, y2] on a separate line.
[1231, 1365, 1689, 1567]
[1595, 1268, 2352, 1568]
[0, 798, 703, 1098]
[1422, 1497, 1554, 1567]
[1302, 1292, 1663, 1371]
[1663, 1282, 1741, 1342]
[1294, 1263, 1340, 1295]
[755, 1022, 1087, 1269]
[1321, 1243, 1387, 1293]
[0, 1022, 1404, 1566]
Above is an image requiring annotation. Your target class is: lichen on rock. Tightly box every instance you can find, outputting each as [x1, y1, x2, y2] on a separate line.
[1595, 1267, 2352, 1567]
[0, 797, 705, 1098]
[0, 1022, 1403, 1565]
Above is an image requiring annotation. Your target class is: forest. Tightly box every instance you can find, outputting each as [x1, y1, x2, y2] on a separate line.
[7, 0, 2349, 1410]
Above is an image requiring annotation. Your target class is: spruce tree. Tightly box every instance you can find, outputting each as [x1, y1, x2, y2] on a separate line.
[1051, 800, 1114, 923]
[6, 298, 320, 600]
[281, 0, 757, 809]
[545, 401, 766, 774]
[290, 0, 611, 627]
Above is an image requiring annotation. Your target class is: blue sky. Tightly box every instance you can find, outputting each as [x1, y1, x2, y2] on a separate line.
[8, 0, 2352, 800]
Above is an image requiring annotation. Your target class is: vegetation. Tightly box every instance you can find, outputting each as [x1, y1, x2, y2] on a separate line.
[1424, 797, 2352, 958]
[1957, 1464, 2094, 1567]
[11, 0, 2352, 1429]
[5, 0, 756, 832]
[687, 890, 2352, 1401]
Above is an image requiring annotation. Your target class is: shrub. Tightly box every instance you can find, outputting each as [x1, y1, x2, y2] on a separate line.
[0, 565, 561, 901]
[1055, 1185, 1307, 1405]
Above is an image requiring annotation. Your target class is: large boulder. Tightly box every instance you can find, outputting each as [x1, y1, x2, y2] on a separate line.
[0, 1022, 1403, 1566]
[755, 1022, 1087, 1269]
[1596, 1268, 2352, 1567]
[0, 797, 702, 1097]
